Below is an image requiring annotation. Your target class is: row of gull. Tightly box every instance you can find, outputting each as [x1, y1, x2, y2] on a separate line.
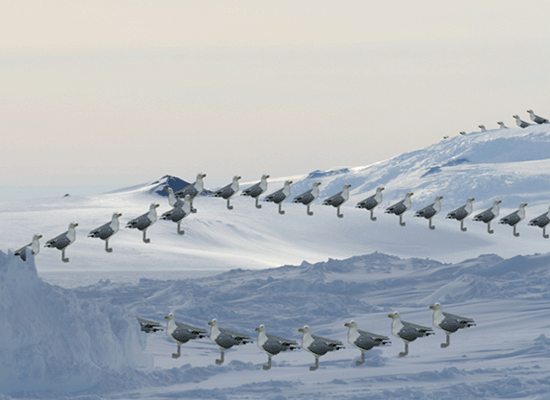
[136, 302, 475, 370]
[13, 172, 550, 263]
[452, 109, 549, 138]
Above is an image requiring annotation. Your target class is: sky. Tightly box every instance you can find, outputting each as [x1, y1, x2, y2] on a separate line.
[1, 0, 550, 201]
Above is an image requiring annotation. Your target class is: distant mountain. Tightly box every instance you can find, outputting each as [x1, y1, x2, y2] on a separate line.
[108, 175, 213, 197]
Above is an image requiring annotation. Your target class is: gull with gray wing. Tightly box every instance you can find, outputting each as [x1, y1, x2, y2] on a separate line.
[298, 325, 344, 371]
[241, 174, 270, 209]
[429, 303, 475, 348]
[414, 196, 443, 230]
[126, 203, 159, 243]
[175, 173, 206, 213]
[292, 182, 321, 216]
[528, 205, 550, 239]
[45, 222, 78, 263]
[208, 319, 252, 365]
[213, 175, 241, 210]
[388, 311, 434, 357]
[345, 320, 390, 366]
[473, 200, 501, 234]
[356, 187, 384, 221]
[322, 184, 351, 218]
[165, 313, 207, 359]
[88, 212, 122, 252]
[161, 195, 192, 235]
[527, 109, 549, 124]
[513, 115, 531, 128]
[264, 180, 293, 215]
[385, 192, 414, 226]
[256, 324, 299, 370]
[14, 234, 42, 261]
[446, 198, 475, 232]
[136, 317, 164, 333]
[499, 202, 527, 237]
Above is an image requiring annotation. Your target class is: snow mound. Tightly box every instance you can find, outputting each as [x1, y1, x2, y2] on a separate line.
[0, 252, 149, 396]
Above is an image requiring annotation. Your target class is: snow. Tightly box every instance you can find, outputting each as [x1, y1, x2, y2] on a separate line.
[1, 125, 550, 398]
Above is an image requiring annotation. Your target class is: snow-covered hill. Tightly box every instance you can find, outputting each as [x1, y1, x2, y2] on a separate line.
[2, 124, 550, 276]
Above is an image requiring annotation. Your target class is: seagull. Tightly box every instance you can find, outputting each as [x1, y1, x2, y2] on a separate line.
[388, 311, 434, 357]
[136, 317, 164, 333]
[264, 180, 293, 215]
[208, 319, 252, 365]
[175, 173, 207, 213]
[528, 205, 550, 239]
[356, 187, 384, 221]
[14, 234, 42, 261]
[161, 195, 192, 235]
[527, 109, 549, 124]
[165, 187, 183, 208]
[88, 212, 122, 252]
[322, 184, 351, 218]
[478, 125, 487, 132]
[293, 182, 321, 216]
[256, 324, 299, 370]
[414, 196, 443, 230]
[213, 175, 241, 210]
[385, 192, 414, 226]
[344, 320, 390, 366]
[125, 203, 159, 243]
[241, 174, 270, 209]
[45, 222, 78, 263]
[446, 198, 475, 232]
[459, 131, 467, 136]
[499, 202, 527, 237]
[513, 115, 531, 128]
[298, 325, 344, 371]
[497, 121, 508, 129]
[429, 303, 476, 348]
[473, 200, 501, 234]
[165, 313, 207, 359]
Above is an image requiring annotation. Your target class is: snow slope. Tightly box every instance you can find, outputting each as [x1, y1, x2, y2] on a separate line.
[2, 125, 550, 276]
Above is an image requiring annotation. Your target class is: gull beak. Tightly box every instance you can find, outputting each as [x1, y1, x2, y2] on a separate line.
[255, 327, 260, 331]
[164, 315, 170, 320]
[37, 235, 43, 239]
[208, 321, 213, 326]
[429, 305, 436, 310]
[117, 213, 122, 217]
[344, 322, 350, 327]
[74, 223, 79, 227]
[154, 204, 160, 208]
[298, 327, 304, 333]
[388, 314, 394, 318]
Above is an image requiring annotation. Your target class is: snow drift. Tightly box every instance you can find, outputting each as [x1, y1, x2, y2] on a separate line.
[0, 252, 149, 396]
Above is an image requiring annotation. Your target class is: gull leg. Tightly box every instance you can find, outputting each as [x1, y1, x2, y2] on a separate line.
[309, 357, 319, 371]
[370, 209, 377, 221]
[263, 355, 272, 370]
[190, 198, 197, 214]
[278, 203, 285, 215]
[513, 225, 520, 237]
[105, 239, 113, 253]
[337, 206, 344, 218]
[215, 349, 225, 365]
[460, 220, 467, 232]
[307, 204, 313, 216]
[61, 248, 69, 263]
[142, 229, 151, 243]
[399, 342, 409, 357]
[429, 218, 435, 230]
[255, 197, 262, 209]
[487, 222, 494, 234]
[172, 343, 181, 359]
[177, 221, 185, 235]
[226, 198, 233, 210]
[356, 351, 365, 366]
[543, 226, 549, 239]
[399, 214, 406, 227]
[441, 334, 450, 349]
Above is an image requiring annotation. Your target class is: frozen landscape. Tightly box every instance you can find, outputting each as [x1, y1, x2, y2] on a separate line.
[2, 125, 550, 399]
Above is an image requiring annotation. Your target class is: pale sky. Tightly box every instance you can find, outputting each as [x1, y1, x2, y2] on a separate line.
[1, 0, 550, 200]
